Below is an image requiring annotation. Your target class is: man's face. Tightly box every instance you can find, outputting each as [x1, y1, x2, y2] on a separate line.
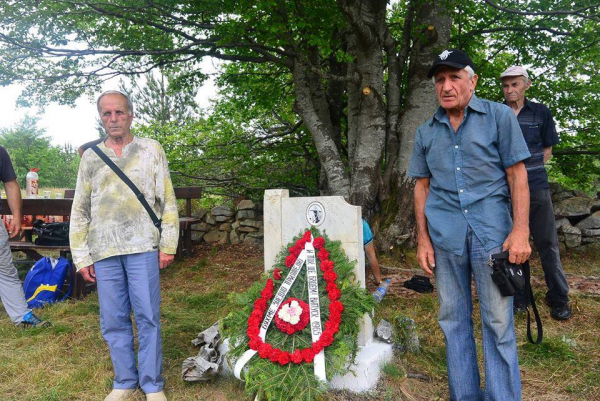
[434, 67, 478, 113]
[501, 76, 530, 103]
[99, 93, 133, 140]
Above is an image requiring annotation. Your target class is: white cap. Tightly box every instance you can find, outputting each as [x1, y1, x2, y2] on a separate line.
[500, 65, 529, 79]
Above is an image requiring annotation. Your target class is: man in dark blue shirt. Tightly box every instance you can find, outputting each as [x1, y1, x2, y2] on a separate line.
[409, 49, 530, 401]
[501, 65, 571, 320]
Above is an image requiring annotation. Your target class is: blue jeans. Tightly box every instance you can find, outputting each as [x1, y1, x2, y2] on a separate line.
[434, 229, 521, 401]
[95, 251, 164, 394]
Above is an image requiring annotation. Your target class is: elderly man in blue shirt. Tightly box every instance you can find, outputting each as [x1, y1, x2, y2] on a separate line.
[409, 49, 531, 401]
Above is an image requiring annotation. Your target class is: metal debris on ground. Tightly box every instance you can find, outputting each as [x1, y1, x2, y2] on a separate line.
[375, 319, 394, 343]
[182, 322, 223, 382]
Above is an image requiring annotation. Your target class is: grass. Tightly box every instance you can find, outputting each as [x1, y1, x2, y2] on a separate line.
[1, 244, 599, 400]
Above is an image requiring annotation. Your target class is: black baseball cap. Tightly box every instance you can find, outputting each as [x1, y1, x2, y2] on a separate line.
[427, 49, 475, 78]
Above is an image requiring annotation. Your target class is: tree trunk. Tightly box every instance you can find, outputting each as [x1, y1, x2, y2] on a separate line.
[340, 0, 388, 217]
[378, 1, 453, 252]
[293, 61, 351, 199]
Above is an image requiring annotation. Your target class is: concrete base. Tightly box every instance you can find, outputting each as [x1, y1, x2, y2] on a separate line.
[220, 338, 394, 393]
[329, 340, 394, 392]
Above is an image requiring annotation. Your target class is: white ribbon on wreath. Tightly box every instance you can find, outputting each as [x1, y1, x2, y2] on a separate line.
[234, 238, 327, 382]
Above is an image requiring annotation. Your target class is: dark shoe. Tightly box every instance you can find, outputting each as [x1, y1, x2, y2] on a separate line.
[17, 312, 51, 328]
[550, 303, 572, 321]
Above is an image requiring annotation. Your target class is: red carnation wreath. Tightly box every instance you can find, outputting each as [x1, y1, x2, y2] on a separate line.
[246, 230, 344, 365]
[274, 298, 310, 335]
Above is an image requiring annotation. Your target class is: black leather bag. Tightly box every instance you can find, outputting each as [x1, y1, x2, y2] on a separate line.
[33, 219, 70, 246]
[488, 251, 543, 344]
[403, 275, 434, 293]
[489, 251, 525, 296]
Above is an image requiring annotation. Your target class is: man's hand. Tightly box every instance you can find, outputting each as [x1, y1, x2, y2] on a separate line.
[159, 251, 175, 269]
[79, 265, 96, 283]
[502, 229, 531, 265]
[7, 218, 21, 238]
[417, 236, 436, 276]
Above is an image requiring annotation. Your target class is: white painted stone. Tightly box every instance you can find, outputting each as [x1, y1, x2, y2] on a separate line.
[263, 189, 371, 346]
[263, 189, 288, 277]
[329, 340, 394, 392]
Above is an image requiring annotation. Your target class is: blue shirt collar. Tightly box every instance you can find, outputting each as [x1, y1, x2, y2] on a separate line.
[431, 94, 486, 126]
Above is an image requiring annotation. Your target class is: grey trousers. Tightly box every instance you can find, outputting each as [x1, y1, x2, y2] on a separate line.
[516, 189, 569, 305]
[0, 222, 30, 323]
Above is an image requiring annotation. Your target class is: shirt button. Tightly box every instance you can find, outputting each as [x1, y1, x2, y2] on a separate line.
[455, 145, 459, 149]
[460, 189, 464, 193]
[456, 167, 461, 170]
[464, 209, 468, 213]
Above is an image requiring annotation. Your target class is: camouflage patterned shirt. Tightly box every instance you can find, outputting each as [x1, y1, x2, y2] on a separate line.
[70, 137, 179, 270]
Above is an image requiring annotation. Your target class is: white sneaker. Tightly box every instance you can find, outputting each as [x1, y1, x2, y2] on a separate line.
[146, 391, 167, 401]
[104, 389, 136, 401]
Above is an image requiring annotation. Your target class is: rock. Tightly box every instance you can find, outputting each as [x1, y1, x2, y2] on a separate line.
[240, 233, 247, 241]
[561, 224, 582, 248]
[552, 191, 575, 203]
[577, 242, 600, 253]
[219, 223, 232, 232]
[191, 231, 204, 242]
[573, 189, 591, 199]
[211, 206, 234, 217]
[575, 211, 600, 230]
[243, 236, 261, 245]
[555, 218, 571, 231]
[236, 210, 256, 220]
[230, 230, 242, 245]
[237, 200, 256, 210]
[549, 182, 562, 194]
[194, 208, 209, 220]
[582, 236, 600, 244]
[558, 241, 566, 253]
[203, 230, 227, 244]
[239, 226, 258, 233]
[214, 215, 233, 223]
[247, 230, 264, 239]
[553, 197, 600, 218]
[194, 222, 213, 232]
[240, 220, 263, 229]
[231, 221, 241, 230]
[204, 213, 216, 225]
[581, 228, 600, 237]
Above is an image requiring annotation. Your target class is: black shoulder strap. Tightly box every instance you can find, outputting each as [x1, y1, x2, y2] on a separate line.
[91, 145, 162, 233]
[524, 261, 543, 344]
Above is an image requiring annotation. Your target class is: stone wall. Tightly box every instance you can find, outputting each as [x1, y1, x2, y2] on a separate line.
[551, 183, 600, 253]
[189, 183, 600, 254]
[190, 199, 264, 245]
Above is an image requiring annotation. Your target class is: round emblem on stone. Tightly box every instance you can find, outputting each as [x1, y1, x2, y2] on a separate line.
[306, 201, 325, 226]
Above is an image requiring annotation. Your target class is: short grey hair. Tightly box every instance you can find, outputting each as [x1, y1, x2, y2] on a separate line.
[96, 90, 134, 115]
[431, 65, 476, 83]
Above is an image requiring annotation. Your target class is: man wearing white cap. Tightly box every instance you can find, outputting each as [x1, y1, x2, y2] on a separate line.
[500, 66, 571, 320]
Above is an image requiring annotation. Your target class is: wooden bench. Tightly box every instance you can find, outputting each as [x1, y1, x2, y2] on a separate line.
[1, 197, 87, 298]
[64, 186, 202, 257]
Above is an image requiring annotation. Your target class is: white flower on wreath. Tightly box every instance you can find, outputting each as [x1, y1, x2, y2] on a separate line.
[278, 300, 303, 325]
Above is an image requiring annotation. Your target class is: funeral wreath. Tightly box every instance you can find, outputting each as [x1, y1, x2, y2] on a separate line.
[222, 229, 372, 401]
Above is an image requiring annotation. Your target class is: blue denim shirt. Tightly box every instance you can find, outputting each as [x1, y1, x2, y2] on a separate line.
[408, 95, 530, 256]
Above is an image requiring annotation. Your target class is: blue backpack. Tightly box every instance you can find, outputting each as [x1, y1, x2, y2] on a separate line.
[23, 257, 73, 309]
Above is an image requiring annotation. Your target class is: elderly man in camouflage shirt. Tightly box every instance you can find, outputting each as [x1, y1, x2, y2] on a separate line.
[70, 90, 179, 401]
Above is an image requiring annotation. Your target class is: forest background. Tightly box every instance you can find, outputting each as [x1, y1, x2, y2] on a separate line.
[1, 0, 599, 248]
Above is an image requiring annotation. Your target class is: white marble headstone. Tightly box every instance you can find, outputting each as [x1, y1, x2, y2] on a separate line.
[263, 189, 372, 345]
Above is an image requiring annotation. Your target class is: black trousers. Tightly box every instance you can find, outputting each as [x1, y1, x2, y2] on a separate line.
[515, 189, 570, 305]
